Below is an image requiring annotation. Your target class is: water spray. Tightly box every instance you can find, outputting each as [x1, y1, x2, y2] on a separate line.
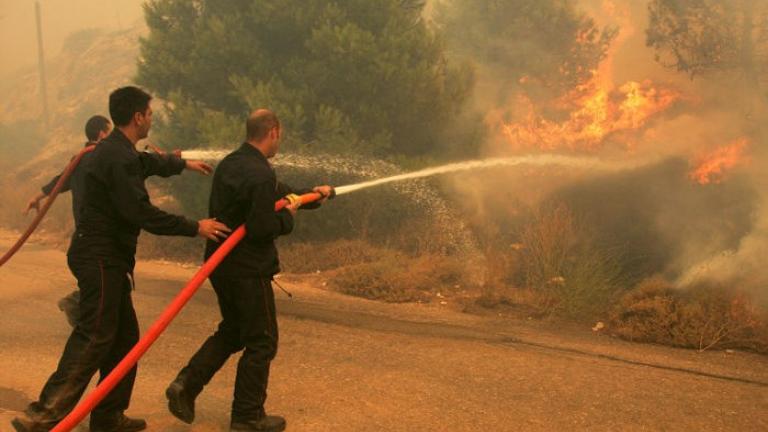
[333, 155, 635, 195]
[3, 149, 637, 430]
[1, 151, 637, 269]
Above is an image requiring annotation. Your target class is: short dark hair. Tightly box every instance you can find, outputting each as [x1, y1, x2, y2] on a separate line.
[246, 110, 280, 141]
[84, 115, 111, 141]
[109, 86, 152, 126]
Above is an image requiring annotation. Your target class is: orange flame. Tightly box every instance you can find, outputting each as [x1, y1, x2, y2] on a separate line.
[499, 79, 679, 152]
[689, 138, 750, 185]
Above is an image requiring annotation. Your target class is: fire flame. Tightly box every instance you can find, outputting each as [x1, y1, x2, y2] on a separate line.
[689, 138, 750, 185]
[499, 79, 679, 152]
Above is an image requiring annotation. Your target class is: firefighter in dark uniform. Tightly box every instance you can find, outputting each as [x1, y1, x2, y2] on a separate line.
[11, 86, 230, 432]
[165, 109, 333, 432]
[24, 115, 112, 327]
[25, 116, 197, 328]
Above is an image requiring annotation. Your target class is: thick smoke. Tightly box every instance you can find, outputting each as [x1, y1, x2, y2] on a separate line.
[440, 0, 768, 298]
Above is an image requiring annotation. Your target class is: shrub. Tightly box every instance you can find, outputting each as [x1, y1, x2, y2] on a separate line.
[329, 253, 468, 303]
[609, 276, 768, 353]
[517, 204, 626, 319]
[279, 239, 399, 273]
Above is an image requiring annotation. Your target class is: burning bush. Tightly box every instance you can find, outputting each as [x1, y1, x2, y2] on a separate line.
[609, 276, 768, 353]
[554, 158, 757, 284]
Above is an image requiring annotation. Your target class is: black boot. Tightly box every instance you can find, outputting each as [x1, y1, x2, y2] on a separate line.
[10, 416, 56, 432]
[166, 378, 196, 424]
[89, 412, 146, 432]
[230, 415, 286, 432]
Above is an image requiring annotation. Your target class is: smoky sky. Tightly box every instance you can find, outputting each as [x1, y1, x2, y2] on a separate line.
[0, 0, 145, 80]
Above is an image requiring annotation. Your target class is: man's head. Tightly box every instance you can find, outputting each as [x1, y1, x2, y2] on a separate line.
[109, 86, 153, 141]
[84, 115, 112, 143]
[246, 109, 281, 158]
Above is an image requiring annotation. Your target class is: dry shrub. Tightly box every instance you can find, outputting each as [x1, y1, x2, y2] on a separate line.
[520, 204, 576, 289]
[515, 204, 626, 320]
[473, 244, 540, 312]
[609, 276, 768, 353]
[474, 285, 549, 319]
[282, 237, 471, 303]
[280, 239, 399, 273]
[136, 234, 204, 263]
[329, 253, 467, 303]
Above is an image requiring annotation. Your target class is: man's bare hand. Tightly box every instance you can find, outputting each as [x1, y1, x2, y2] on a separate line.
[312, 185, 334, 203]
[186, 160, 213, 175]
[285, 200, 300, 216]
[24, 193, 46, 215]
[24, 198, 41, 214]
[198, 218, 231, 242]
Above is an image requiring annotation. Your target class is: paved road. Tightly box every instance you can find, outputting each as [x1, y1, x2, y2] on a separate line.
[0, 238, 766, 431]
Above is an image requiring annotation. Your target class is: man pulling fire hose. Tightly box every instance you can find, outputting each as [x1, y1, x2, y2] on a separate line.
[24, 115, 112, 327]
[21, 116, 211, 328]
[11, 86, 230, 432]
[11, 95, 333, 432]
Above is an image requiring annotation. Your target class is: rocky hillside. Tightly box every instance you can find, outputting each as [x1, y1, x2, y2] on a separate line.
[0, 25, 144, 178]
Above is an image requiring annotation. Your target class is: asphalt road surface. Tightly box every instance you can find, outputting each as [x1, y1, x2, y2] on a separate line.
[0, 235, 766, 431]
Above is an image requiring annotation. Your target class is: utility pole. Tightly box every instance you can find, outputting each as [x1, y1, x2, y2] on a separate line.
[113, 0, 124, 29]
[35, 0, 50, 128]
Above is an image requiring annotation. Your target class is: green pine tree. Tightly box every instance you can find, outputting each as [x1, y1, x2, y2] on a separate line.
[137, 0, 474, 157]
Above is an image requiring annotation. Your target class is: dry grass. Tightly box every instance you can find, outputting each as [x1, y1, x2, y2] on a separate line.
[475, 204, 626, 321]
[136, 234, 205, 263]
[279, 239, 472, 302]
[6, 176, 765, 355]
[329, 253, 468, 303]
[609, 276, 768, 353]
[280, 239, 398, 273]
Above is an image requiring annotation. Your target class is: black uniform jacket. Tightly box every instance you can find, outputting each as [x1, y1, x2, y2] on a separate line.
[205, 142, 319, 278]
[41, 141, 96, 227]
[68, 129, 198, 269]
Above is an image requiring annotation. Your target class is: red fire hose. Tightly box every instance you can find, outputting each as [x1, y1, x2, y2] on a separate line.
[50, 191, 325, 432]
[0, 145, 96, 268]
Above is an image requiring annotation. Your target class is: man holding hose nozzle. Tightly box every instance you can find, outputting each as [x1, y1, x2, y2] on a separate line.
[165, 109, 333, 432]
[12, 86, 231, 432]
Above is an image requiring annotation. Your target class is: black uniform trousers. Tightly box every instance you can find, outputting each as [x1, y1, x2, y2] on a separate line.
[176, 274, 278, 421]
[27, 256, 139, 422]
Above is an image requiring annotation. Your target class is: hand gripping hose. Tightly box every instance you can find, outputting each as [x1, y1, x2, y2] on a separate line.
[0, 145, 96, 268]
[51, 191, 326, 432]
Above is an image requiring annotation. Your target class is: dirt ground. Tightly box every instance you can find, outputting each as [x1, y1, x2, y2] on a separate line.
[0, 232, 766, 431]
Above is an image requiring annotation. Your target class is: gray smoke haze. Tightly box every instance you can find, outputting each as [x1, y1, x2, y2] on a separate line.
[1, 0, 767, 302]
[0, 1, 144, 80]
[437, 0, 768, 300]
